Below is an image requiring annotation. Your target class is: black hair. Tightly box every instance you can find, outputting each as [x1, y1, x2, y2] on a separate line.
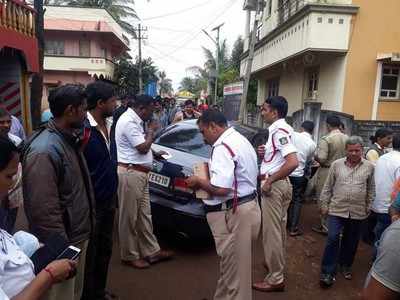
[85, 81, 115, 110]
[197, 109, 227, 127]
[392, 134, 400, 151]
[0, 136, 18, 171]
[370, 128, 393, 144]
[0, 106, 11, 118]
[132, 94, 154, 109]
[326, 115, 341, 128]
[301, 120, 314, 134]
[184, 99, 195, 107]
[265, 96, 288, 118]
[48, 84, 87, 118]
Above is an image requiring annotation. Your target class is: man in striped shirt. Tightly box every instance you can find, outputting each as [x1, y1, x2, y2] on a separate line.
[319, 136, 375, 288]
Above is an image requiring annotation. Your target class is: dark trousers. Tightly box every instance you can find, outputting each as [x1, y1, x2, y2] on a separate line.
[82, 200, 116, 300]
[361, 212, 377, 245]
[321, 216, 363, 275]
[373, 213, 391, 259]
[0, 207, 18, 234]
[287, 176, 308, 231]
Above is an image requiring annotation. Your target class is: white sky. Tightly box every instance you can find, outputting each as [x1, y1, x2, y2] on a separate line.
[131, 0, 247, 91]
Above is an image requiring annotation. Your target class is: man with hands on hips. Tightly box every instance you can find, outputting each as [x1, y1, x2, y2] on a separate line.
[186, 109, 261, 300]
[253, 96, 299, 293]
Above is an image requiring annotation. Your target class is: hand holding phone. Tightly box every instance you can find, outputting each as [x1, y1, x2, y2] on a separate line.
[57, 245, 81, 261]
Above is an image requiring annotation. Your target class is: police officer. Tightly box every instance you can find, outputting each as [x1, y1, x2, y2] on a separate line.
[253, 96, 299, 293]
[186, 109, 261, 300]
[311, 115, 348, 235]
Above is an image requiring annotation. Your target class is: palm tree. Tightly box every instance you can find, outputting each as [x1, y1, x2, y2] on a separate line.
[158, 71, 173, 96]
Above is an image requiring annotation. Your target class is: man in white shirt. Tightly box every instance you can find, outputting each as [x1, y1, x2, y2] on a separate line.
[253, 96, 299, 293]
[187, 109, 261, 300]
[371, 134, 400, 257]
[288, 120, 316, 236]
[115, 95, 173, 270]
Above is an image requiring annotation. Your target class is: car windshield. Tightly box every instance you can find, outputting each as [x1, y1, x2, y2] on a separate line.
[155, 125, 212, 158]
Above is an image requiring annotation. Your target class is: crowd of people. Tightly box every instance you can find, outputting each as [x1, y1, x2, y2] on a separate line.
[0, 82, 399, 300]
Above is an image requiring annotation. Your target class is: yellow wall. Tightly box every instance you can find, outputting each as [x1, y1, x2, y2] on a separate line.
[342, 0, 400, 121]
[377, 102, 400, 121]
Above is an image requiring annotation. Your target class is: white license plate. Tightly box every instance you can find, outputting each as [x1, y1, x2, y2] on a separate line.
[148, 172, 170, 188]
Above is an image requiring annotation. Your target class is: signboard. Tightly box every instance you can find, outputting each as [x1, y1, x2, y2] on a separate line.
[223, 81, 244, 96]
[223, 81, 243, 121]
[145, 81, 157, 97]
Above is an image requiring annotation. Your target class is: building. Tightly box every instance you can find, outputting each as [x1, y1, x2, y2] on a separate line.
[0, 0, 39, 132]
[42, 5, 130, 108]
[240, 0, 400, 121]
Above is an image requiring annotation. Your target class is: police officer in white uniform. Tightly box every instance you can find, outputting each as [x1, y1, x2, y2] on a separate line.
[253, 96, 298, 293]
[187, 109, 261, 300]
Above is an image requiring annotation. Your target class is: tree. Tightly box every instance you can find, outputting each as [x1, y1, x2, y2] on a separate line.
[230, 36, 244, 74]
[158, 71, 173, 96]
[114, 55, 158, 95]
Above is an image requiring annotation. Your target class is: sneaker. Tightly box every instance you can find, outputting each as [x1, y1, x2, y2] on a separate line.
[340, 266, 352, 280]
[312, 225, 328, 236]
[320, 273, 335, 288]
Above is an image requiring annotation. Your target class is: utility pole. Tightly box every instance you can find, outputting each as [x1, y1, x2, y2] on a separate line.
[134, 24, 147, 94]
[212, 23, 224, 105]
[239, 1, 265, 124]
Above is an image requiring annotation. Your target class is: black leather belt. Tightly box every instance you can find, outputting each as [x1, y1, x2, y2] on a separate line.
[204, 192, 257, 214]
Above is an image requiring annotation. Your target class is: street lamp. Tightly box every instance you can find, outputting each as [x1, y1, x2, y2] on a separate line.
[202, 23, 224, 105]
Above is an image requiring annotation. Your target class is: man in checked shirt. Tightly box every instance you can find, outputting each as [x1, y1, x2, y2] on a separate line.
[319, 136, 375, 288]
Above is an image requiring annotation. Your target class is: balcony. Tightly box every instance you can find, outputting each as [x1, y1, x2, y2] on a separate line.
[241, 1, 358, 76]
[0, 0, 35, 37]
[44, 55, 116, 79]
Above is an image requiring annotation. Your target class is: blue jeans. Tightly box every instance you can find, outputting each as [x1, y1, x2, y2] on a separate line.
[321, 216, 363, 275]
[373, 213, 391, 259]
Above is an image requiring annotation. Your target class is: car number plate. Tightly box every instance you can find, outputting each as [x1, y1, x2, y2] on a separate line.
[148, 172, 170, 188]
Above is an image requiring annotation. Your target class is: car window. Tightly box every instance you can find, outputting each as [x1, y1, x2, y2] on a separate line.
[156, 126, 211, 158]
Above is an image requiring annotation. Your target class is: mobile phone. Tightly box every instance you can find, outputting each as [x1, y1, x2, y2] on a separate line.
[57, 245, 81, 260]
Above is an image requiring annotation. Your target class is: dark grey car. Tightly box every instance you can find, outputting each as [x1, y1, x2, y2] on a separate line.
[149, 120, 267, 239]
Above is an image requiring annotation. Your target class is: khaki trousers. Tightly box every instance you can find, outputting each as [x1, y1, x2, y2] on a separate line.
[117, 167, 160, 261]
[261, 179, 292, 285]
[43, 240, 88, 300]
[315, 167, 330, 231]
[207, 199, 261, 300]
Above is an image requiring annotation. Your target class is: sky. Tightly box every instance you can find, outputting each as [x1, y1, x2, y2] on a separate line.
[131, 0, 247, 91]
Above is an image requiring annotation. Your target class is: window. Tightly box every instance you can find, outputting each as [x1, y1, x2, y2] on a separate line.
[79, 40, 91, 57]
[44, 40, 64, 55]
[267, 78, 280, 97]
[267, 0, 272, 17]
[156, 126, 211, 158]
[100, 47, 107, 58]
[306, 69, 319, 98]
[380, 65, 400, 99]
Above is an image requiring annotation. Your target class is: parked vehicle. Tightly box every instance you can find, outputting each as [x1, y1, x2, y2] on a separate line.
[149, 119, 268, 239]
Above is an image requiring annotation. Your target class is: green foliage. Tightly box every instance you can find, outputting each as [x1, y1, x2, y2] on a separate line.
[114, 55, 158, 95]
[158, 71, 173, 95]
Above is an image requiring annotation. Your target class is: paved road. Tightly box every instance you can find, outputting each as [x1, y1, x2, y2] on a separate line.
[107, 203, 371, 300]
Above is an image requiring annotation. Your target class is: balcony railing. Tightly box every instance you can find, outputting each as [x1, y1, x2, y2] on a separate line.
[0, 0, 36, 37]
[277, 0, 306, 25]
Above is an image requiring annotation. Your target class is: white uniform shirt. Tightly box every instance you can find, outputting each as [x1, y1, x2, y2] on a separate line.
[372, 151, 400, 213]
[0, 230, 35, 299]
[291, 131, 316, 177]
[7, 133, 21, 147]
[115, 108, 153, 168]
[260, 118, 297, 176]
[204, 127, 258, 206]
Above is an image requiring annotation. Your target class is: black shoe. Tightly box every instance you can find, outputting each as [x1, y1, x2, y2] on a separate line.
[340, 266, 352, 280]
[320, 273, 335, 288]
